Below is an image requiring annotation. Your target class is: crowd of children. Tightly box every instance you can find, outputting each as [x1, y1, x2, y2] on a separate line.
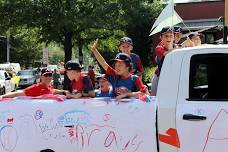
[151, 26, 203, 95]
[0, 27, 203, 100]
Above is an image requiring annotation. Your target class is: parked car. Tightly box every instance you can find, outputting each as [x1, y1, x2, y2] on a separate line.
[17, 70, 39, 88]
[47, 64, 58, 72]
[0, 70, 17, 95]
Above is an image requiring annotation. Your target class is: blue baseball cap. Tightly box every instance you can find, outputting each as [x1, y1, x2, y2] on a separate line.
[160, 26, 174, 34]
[65, 61, 83, 70]
[41, 68, 52, 76]
[188, 32, 201, 39]
[111, 53, 132, 64]
[120, 37, 133, 45]
[174, 26, 183, 33]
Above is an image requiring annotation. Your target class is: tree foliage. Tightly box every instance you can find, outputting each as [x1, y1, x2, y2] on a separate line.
[0, 0, 163, 69]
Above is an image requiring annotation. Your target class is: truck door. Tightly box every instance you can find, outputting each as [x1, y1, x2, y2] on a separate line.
[176, 51, 228, 152]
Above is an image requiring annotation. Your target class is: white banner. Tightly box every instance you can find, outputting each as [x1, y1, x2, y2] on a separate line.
[0, 98, 157, 152]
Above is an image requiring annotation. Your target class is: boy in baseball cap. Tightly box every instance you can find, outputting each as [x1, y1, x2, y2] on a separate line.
[118, 36, 144, 76]
[95, 75, 114, 98]
[174, 26, 183, 47]
[188, 32, 202, 46]
[151, 26, 175, 96]
[91, 39, 148, 99]
[181, 32, 202, 48]
[65, 61, 95, 98]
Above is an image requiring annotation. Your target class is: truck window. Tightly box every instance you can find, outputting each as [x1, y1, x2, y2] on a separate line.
[189, 53, 228, 101]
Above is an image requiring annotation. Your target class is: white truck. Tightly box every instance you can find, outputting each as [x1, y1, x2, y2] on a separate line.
[0, 45, 228, 152]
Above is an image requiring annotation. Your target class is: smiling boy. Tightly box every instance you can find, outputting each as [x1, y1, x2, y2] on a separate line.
[151, 26, 175, 96]
[64, 61, 95, 99]
[91, 39, 148, 99]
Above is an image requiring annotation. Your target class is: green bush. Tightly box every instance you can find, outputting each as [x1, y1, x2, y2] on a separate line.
[142, 66, 156, 84]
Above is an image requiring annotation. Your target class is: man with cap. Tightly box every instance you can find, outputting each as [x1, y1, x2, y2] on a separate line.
[0, 68, 61, 98]
[151, 26, 175, 96]
[118, 36, 144, 77]
[181, 32, 202, 48]
[188, 32, 202, 46]
[95, 75, 114, 98]
[65, 61, 95, 98]
[91, 39, 148, 99]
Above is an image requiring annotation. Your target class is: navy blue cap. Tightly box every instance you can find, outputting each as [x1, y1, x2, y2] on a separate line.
[41, 68, 52, 76]
[65, 61, 83, 70]
[188, 32, 201, 39]
[97, 74, 107, 81]
[174, 26, 183, 33]
[111, 53, 132, 64]
[160, 26, 174, 34]
[120, 37, 133, 45]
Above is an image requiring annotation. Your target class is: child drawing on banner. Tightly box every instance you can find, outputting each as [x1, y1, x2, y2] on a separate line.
[91, 39, 149, 100]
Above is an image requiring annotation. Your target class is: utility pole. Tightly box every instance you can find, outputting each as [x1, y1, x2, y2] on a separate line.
[6, 31, 10, 63]
[224, 0, 228, 44]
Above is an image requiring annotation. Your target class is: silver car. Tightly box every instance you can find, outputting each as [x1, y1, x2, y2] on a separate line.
[18, 70, 39, 88]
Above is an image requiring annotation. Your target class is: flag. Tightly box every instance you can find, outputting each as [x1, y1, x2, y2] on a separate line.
[149, 1, 183, 36]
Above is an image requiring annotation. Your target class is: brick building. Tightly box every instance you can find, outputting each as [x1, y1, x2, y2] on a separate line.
[175, 0, 225, 44]
[150, 0, 226, 49]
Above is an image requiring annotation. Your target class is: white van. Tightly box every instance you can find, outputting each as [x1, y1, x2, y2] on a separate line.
[0, 62, 21, 73]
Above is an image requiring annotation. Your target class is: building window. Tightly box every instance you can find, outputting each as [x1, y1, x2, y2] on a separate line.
[189, 53, 228, 101]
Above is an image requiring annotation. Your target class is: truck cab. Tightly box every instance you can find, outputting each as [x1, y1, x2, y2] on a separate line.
[157, 45, 228, 152]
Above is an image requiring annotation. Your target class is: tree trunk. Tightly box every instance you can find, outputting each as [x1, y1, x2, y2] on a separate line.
[63, 32, 73, 90]
[64, 32, 73, 63]
[78, 37, 83, 66]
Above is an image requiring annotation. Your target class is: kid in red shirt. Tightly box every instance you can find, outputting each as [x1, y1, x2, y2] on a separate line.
[65, 61, 95, 99]
[0, 68, 61, 98]
[151, 26, 175, 96]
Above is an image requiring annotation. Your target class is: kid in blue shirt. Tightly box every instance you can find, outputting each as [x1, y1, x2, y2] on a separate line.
[91, 39, 148, 99]
[95, 75, 114, 98]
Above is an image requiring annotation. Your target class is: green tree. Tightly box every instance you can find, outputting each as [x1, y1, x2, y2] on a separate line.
[10, 27, 43, 68]
[0, 0, 124, 64]
[120, 0, 163, 66]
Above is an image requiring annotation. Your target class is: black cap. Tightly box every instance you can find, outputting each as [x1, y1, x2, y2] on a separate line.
[174, 26, 183, 33]
[41, 68, 52, 76]
[111, 53, 132, 64]
[160, 26, 174, 34]
[65, 61, 83, 70]
[188, 32, 201, 39]
[97, 74, 107, 81]
[120, 37, 133, 45]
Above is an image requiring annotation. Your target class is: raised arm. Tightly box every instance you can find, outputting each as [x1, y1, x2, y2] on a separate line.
[91, 39, 109, 71]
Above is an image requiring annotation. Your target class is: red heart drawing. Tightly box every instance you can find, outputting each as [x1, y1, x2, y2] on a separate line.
[158, 128, 180, 148]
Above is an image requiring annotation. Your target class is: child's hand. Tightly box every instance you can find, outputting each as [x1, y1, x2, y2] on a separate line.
[91, 38, 99, 52]
[116, 93, 128, 100]
[182, 37, 194, 48]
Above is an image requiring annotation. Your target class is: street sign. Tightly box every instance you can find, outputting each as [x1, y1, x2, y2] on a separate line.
[42, 48, 49, 65]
